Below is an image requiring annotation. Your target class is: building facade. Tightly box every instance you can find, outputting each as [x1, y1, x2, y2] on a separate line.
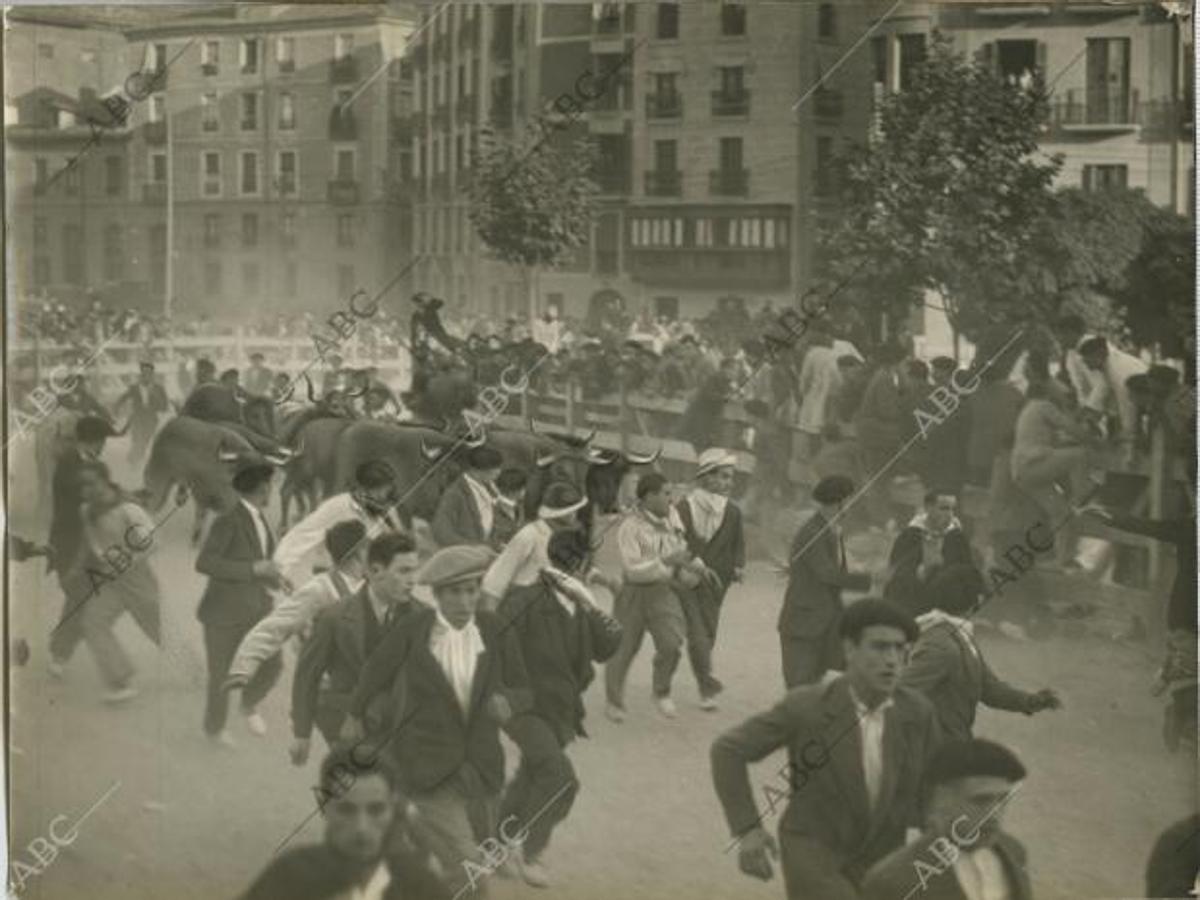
[6, 5, 416, 318]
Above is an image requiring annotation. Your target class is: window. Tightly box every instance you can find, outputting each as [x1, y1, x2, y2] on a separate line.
[279, 92, 296, 130]
[720, 2, 746, 36]
[242, 213, 259, 248]
[656, 3, 679, 39]
[201, 92, 219, 131]
[241, 93, 259, 130]
[281, 212, 296, 248]
[105, 156, 124, 196]
[241, 38, 260, 74]
[149, 94, 165, 123]
[898, 34, 927, 91]
[277, 150, 297, 196]
[277, 36, 295, 72]
[335, 148, 356, 181]
[104, 225, 124, 281]
[202, 39, 219, 72]
[719, 136, 743, 172]
[204, 214, 221, 248]
[152, 43, 168, 71]
[242, 261, 260, 296]
[202, 151, 222, 196]
[150, 151, 167, 183]
[1086, 38, 1131, 122]
[818, 3, 836, 39]
[337, 265, 355, 298]
[240, 151, 260, 195]
[335, 34, 355, 60]
[654, 139, 677, 172]
[996, 40, 1038, 84]
[204, 260, 222, 297]
[455, 134, 465, 171]
[337, 214, 355, 247]
[1082, 164, 1128, 192]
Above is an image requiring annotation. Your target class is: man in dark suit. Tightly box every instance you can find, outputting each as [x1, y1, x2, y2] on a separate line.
[196, 460, 289, 746]
[241, 748, 449, 900]
[343, 545, 529, 900]
[495, 529, 623, 887]
[884, 491, 975, 618]
[712, 599, 939, 900]
[780, 475, 873, 687]
[290, 532, 421, 763]
[431, 446, 502, 548]
[115, 361, 169, 465]
[901, 565, 1061, 742]
[862, 739, 1033, 900]
[47, 416, 115, 677]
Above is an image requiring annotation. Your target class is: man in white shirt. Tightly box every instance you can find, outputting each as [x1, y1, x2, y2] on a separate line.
[1078, 336, 1149, 455]
[604, 473, 709, 721]
[274, 460, 405, 588]
[225, 519, 367, 697]
[862, 739, 1032, 900]
[794, 326, 843, 486]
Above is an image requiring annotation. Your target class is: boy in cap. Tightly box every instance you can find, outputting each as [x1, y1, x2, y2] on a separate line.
[431, 445, 503, 548]
[196, 460, 288, 747]
[344, 545, 528, 900]
[779, 475, 872, 687]
[862, 739, 1032, 900]
[225, 519, 367, 700]
[675, 448, 745, 710]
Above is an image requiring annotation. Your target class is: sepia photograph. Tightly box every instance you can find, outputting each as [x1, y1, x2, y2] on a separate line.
[3, 1, 1197, 898]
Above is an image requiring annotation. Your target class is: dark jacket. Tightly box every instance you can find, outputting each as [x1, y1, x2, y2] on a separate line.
[855, 367, 904, 450]
[48, 447, 108, 574]
[675, 496, 745, 588]
[430, 476, 488, 548]
[117, 380, 168, 433]
[349, 606, 530, 796]
[291, 588, 420, 739]
[862, 830, 1032, 900]
[241, 844, 449, 900]
[497, 582, 623, 743]
[195, 503, 274, 626]
[711, 677, 940, 888]
[899, 619, 1038, 742]
[780, 510, 871, 638]
[883, 524, 975, 618]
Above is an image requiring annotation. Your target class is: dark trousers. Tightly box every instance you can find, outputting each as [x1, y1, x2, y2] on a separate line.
[605, 582, 685, 705]
[49, 563, 93, 664]
[498, 714, 579, 861]
[202, 621, 282, 735]
[314, 702, 346, 749]
[780, 624, 844, 689]
[779, 829, 859, 900]
[679, 583, 726, 698]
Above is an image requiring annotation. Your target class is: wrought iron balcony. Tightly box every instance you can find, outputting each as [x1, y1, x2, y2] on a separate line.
[646, 92, 683, 120]
[644, 170, 682, 196]
[1051, 88, 1139, 130]
[327, 179, 359, 204]
[711, 89, 750, 117]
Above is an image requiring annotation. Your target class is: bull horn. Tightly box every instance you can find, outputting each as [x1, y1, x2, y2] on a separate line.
[420, 438, 444, 461]
[265, 452, 291, 466]
[535, 452, 558, 468]
[587, 447, 616, 466]
[304, 372, 318, 404]
[624, 446, 662, 466]
[217, 449, 239, 462]
[464, 428, 486, 448]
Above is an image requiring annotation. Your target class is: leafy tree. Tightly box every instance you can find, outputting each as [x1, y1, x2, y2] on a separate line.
[819, 32, 1062, 345]
[1112, 202, 1195, 360]
[467, 117, 598, 327]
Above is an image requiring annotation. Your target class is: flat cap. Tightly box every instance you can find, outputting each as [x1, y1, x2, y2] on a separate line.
[416, 544, 496, 588]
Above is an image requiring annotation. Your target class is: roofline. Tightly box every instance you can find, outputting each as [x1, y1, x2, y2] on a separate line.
[125, 11, 416, 41]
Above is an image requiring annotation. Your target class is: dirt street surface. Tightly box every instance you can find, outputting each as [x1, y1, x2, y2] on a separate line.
[7, 446, 1196, 900]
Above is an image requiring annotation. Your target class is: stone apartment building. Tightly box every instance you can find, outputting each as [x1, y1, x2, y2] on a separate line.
[6, 4, 416, 317]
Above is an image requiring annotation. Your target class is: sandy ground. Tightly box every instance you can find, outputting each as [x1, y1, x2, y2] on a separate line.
[6, 439, 1197, 900]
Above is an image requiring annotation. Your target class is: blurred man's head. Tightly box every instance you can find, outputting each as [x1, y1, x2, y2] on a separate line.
[354, 461, 397, 512]
[220, 368, 240, 388]
[636, 472, 671, 518]
[318, 748, 399, 866]
[812, 475, 856, 517]
[924, 491, 958, 534]
[365, 532, 419, 607]
[840, 599, 918, 704]
[232, 462, 275, 509]
[138, 361, 155, 383]
[465, 446, 503, 486]
[196, 358, 216, 383]
[75, 416, 115, 456]
[923, 739, 1026, 850]
[930, 356, 956, 387]
[928, 564, 985, 618]
[496, 467, 528, 502]
[1078, 336, 1109, 372]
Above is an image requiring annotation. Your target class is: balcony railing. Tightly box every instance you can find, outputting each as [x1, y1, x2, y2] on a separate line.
[646, 92, 683, 119]
[329, 110, 358, 140]
[644, 170, 682, 196]
[711, 89, 750, 117]
[143, 182, 167, 203]
[709, 168, 749, 196]
[813, 87, 844, 118]
[327, 179, 359, 204]
[331, 56, 359, 83]
[1052, 88, 1139, 129]
[144, 120, 167, 144]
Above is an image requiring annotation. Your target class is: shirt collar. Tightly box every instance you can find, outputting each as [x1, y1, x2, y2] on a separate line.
[848, 685, 894, 719]
[365, 585, 391, 625]
[239, 498, 262, 521]
[432, 607, 476, 635]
